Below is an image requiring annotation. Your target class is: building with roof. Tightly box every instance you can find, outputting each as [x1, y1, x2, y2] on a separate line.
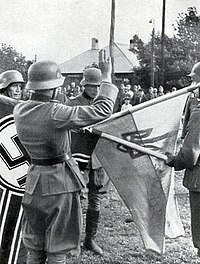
[60, 38, 139, 86]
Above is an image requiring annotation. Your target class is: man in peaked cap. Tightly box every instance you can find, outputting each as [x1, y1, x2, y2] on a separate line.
[65, 67, 110, 255]
[13, 50, 118, 264]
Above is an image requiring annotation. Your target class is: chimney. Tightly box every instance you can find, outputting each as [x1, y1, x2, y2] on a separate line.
[129, 39, 134, 50]
[91, 38, 99, 50]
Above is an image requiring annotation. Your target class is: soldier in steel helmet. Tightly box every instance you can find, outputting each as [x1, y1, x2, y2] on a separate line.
[0, 70, 25, 119]
[65, 66, 110, 255]
[182, 62, 200, 139]
[13, 50, 118, 264]
[0, 70, 28, 264]
[165, 61, 200, 257]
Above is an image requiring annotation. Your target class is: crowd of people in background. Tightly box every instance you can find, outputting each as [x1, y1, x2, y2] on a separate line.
[20, 80, 179, 117]
[21, 80, 178, 113]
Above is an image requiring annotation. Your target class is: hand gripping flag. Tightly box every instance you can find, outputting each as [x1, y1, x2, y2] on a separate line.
[86, 84, 200, 254]
[0, 96, 30, 264]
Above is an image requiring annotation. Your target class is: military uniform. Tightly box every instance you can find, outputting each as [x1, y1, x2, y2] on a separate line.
[167, 105, 200, 252]
[0, 70, 27, 264]
[14, 82, 118, 261]
[66, 90, 110, 255]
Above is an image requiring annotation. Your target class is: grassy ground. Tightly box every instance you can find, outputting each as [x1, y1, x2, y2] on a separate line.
[66, 169, 200, 264]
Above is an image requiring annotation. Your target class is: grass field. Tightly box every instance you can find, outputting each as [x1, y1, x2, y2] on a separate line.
[66, 168, 200, 264]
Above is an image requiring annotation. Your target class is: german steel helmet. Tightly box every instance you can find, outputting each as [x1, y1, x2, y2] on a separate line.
[187, 62, 200, 77]
[26, 61, 65, 90]
[80, 67, 102, 86]
[0, 70, 24, 90]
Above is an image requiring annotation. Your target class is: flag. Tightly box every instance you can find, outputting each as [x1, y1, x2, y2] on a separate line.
[0, 112, 30, 264]
[89, 92, 188, 254]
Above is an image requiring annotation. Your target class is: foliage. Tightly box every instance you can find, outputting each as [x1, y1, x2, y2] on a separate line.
[0, 43, 33, 81]
[173, 7, 200, 63]
[130, 7, 200, 91]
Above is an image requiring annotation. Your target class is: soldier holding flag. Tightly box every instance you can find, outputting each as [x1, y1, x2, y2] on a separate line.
[166, 62, 200, 257]
[66, 67, 110, 255]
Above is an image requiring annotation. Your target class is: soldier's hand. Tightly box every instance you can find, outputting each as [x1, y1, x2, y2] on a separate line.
[164, 152, 175, 167]
[99, 49, 112, 83]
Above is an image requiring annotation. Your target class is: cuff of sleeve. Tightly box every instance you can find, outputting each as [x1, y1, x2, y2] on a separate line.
[167, 159, 175, 167]
[99, 82, 118, 102]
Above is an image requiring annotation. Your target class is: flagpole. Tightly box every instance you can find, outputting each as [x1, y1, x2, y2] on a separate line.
[87, 83, 200, 127]
[109, 0, 115, 82]
[160, 0, 166, 86]
[90, 129, 167, 161]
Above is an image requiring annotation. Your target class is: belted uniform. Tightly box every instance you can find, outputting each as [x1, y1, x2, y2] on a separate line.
[66, 90, 111, 255]
[13, 82, 118, 258]
[171, 105, 200, 251]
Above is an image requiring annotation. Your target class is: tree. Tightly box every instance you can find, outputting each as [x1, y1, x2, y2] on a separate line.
[130, 7, 200, 91]
[0, 43, 31, 81]
[173, 7, 200, 63]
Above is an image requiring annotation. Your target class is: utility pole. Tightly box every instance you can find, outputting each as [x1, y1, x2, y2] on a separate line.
[160, 0, 166, 87]
[109, 0, 115, 82]
[150, 19, 155, 87]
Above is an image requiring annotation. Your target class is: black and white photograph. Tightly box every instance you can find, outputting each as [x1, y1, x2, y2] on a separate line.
[0, 0, 200, 263]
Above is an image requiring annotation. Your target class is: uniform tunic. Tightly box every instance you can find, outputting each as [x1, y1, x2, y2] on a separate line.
[66, 91, 110, 197]
[172, 105, 200, 249]
[13, 82, 118, 254]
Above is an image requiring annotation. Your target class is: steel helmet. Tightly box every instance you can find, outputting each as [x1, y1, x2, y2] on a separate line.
[26, 61, 65, 90]
[187, 62, 200, 77]
[0, 70, 24, 90]
[80, 67, 102, 86]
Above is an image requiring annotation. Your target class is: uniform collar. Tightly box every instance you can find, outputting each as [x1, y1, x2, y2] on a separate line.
[82, 91, 94, 101]
[30, 93, 59, 103]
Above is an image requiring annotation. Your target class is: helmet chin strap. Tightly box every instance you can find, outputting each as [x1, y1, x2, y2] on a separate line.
[51, 87, 58, 100]
[2, 89, 9, 97]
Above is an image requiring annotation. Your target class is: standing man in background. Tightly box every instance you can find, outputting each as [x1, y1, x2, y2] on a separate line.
[66, 67, 110, 255]
[0, 70, 28, 264]
[182, 62, 200, 139]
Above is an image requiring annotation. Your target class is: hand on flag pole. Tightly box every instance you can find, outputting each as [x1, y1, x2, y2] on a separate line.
[165, 152, 175, 167]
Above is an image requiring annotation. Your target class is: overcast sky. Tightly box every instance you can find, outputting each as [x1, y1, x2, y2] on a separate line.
[0, 0, 198, 64]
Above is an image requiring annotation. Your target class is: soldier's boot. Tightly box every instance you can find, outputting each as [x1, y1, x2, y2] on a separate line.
[83, 210, 103, 255]
[26, 250, 46, 264]
[46, 253, 66, 264]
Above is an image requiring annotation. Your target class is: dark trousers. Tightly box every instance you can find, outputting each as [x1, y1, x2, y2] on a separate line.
[22, 190, 82, 257]
[189, 191, 200, 249]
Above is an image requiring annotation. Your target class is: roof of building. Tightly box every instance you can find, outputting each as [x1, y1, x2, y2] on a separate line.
[60, 42, 139, 74]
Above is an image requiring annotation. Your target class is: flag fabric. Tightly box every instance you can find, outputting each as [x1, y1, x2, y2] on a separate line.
[0, 113, 29, 264]
[89, 92, 188, 254]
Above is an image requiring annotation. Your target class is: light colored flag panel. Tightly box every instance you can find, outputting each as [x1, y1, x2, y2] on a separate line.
[92, 93, 188, 253]
[93, 112, 167, 253]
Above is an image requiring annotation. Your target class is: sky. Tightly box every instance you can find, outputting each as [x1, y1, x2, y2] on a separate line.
[0, 0, 199, 65]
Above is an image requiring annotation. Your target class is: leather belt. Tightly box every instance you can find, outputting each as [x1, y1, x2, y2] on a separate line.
[31, 153, 71, 166]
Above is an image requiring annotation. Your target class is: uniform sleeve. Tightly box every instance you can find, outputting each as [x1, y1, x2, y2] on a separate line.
[51, 82, 118, 130]
[0, 94, 20, 107]
[174, 108, 200, 170]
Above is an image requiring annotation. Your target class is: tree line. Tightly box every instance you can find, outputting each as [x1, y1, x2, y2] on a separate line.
[0, 6, 199, 91]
